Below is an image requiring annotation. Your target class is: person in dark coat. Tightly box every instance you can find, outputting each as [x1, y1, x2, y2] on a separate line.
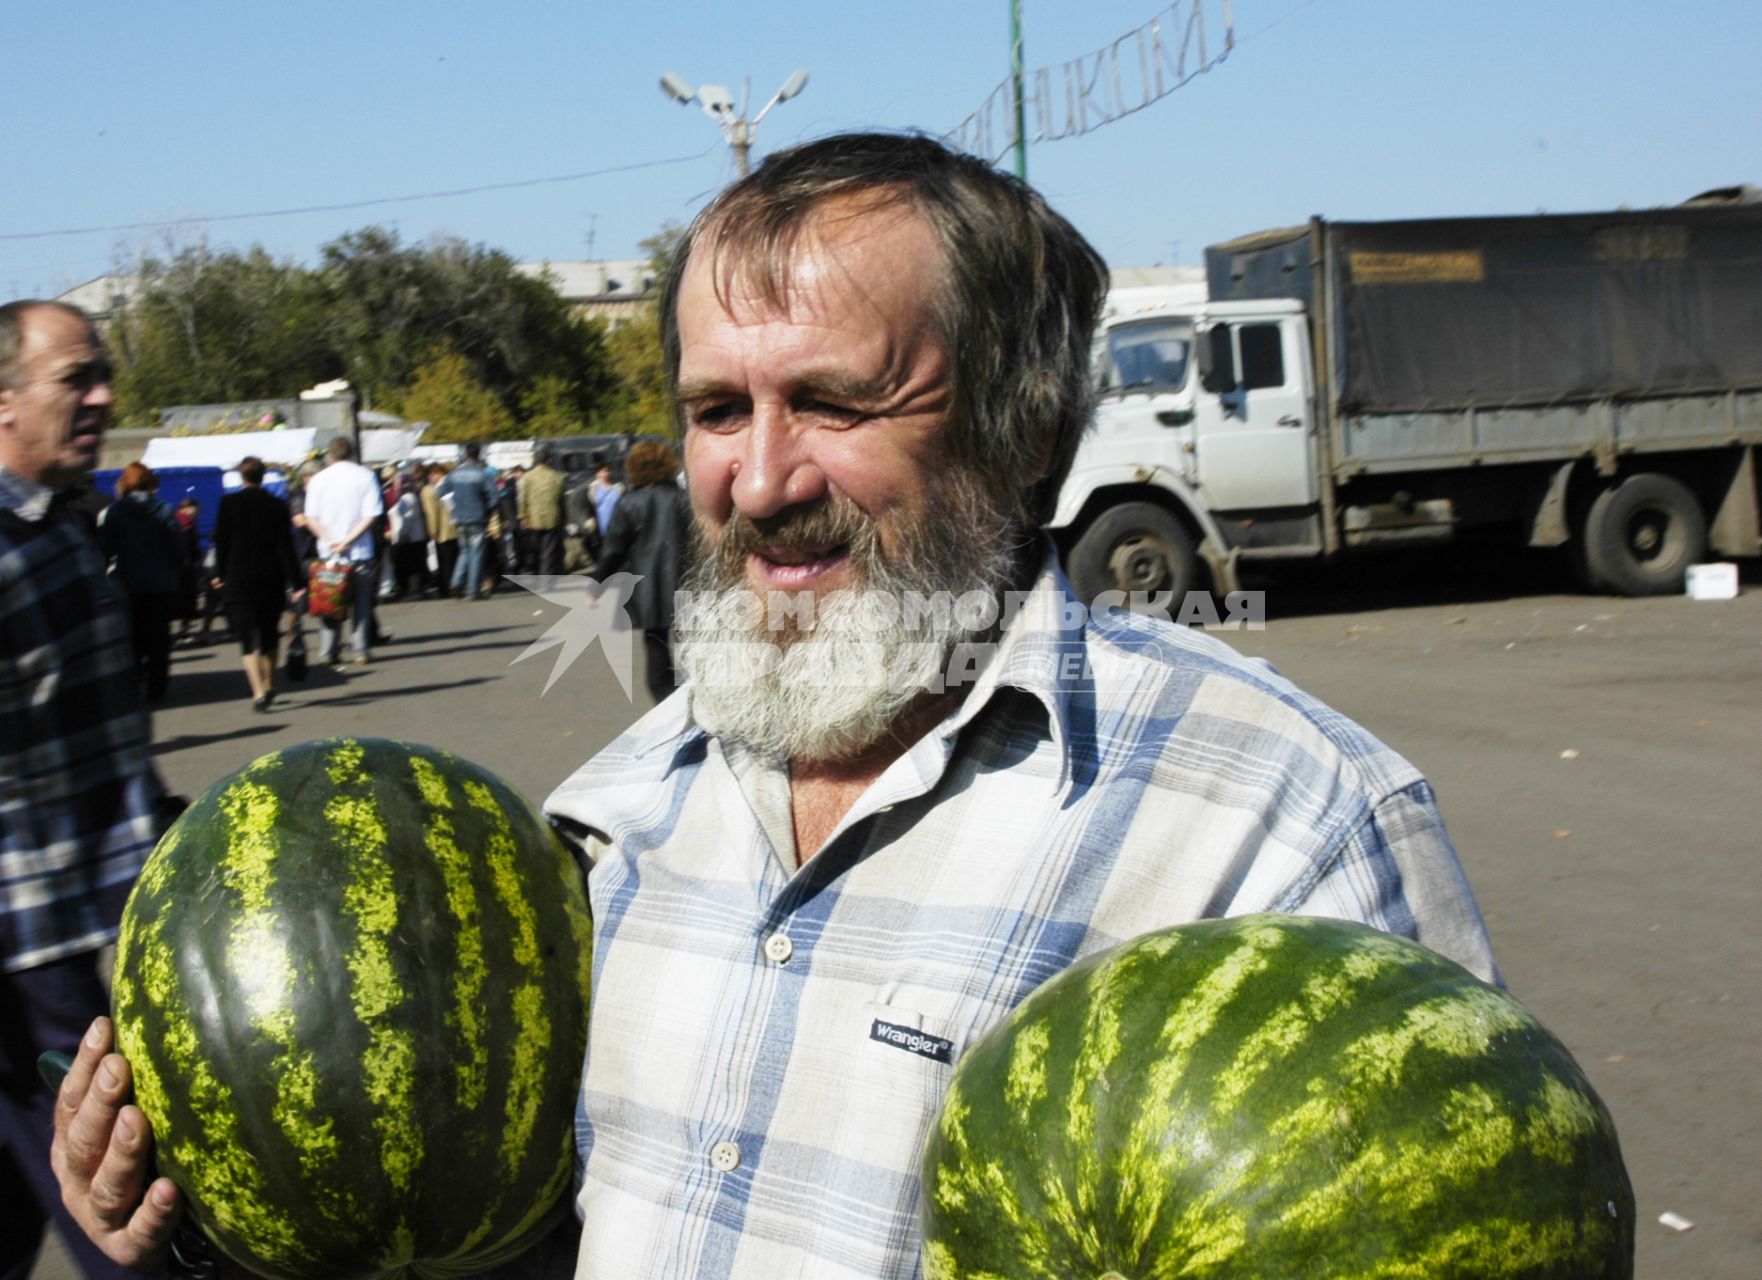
[593, 439, 688, 704]
[97, 461, 184, 704]
[212, 456, 304, 711]
[171, 497, 202, 643]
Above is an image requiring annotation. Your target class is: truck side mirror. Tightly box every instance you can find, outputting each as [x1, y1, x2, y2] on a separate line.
[1199, 325, 1237, 394]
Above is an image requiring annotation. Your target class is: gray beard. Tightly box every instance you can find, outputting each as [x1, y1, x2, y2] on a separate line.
[674, 472, 1022, 763]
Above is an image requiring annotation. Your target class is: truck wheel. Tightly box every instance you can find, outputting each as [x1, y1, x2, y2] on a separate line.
[1067, 503, 1197, 612]
[1580, 473, 1707, 596]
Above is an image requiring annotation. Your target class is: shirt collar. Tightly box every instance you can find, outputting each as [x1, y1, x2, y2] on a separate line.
[0, 465, 55, 523]
[929, 545, 1083, 790]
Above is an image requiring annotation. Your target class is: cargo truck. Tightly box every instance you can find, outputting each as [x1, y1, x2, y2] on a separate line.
[1052, 205, 1762, 599]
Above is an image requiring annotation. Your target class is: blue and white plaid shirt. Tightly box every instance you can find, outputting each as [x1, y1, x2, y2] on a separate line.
[544, 554, 1496, 1280]
[1, 466, 164, 972]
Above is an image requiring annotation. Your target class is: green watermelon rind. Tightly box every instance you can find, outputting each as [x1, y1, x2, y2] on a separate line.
[922, 914, 1634, 1280]
[112, 738, 594, 1280]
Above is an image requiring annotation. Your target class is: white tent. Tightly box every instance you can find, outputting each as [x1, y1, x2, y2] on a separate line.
[141, 429, 323, 470]
[360, 429, 422, 466]
[141, 427, 419, 471]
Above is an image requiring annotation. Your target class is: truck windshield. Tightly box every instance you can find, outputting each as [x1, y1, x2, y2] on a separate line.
[1100, 318, 1194, 394]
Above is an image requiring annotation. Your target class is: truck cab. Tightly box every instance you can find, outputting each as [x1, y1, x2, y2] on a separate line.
[1053, 298, 1319, 603]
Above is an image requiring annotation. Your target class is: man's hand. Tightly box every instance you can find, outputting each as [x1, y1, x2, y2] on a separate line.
[51, 1017, 183, 1268]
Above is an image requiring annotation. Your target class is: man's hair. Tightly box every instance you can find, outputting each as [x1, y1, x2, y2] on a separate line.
[534, 445, 554, 466]
[0, 300, 93, 389]
[238, 455, 266, 486]
[327, 436, 354, 461]
[117, 461, 156, 495]
[624, 439, 678, 489]
[659, 132, 1109, 526]
[464, 442, 482, 461]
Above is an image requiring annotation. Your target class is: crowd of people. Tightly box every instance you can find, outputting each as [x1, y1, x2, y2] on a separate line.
[351, 441, 620, 605]
[50, 439, 639, 713]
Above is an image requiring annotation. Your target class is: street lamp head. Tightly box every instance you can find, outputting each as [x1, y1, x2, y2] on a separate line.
[697, 83, 736, 116]
[661, 65, 807, 179]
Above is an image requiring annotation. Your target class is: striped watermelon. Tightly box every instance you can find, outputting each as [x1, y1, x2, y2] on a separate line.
[112, 738, 593, 1280]
[922, 915, 1633, 1279]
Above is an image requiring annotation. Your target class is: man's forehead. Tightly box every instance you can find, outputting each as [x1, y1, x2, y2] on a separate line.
[682, 198, 945, 326]
[21, 307, 102, 364]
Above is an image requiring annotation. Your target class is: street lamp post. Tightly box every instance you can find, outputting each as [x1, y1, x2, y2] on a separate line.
[659, 67, 808, 179]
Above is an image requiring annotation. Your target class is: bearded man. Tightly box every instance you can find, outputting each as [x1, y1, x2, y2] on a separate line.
[540, 133, 1497, 1277]
[52, 135, 1495, 1280]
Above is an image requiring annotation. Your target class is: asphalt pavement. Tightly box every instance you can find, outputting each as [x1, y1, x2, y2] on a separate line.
[29, 556, 1762, 1279]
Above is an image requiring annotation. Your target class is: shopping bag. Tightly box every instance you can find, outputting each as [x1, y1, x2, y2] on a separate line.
[285, 613, 309, 683]
[307, 559, 353, 621]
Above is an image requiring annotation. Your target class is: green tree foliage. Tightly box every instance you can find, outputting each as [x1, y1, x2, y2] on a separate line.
[319, 228, 615, 420]
[638, 220, 687, 295]
[110, 227, 616, 431]
[598, 308, 673, 439]
[112, 245, 337, 423]
[520, 374, 583, 438]
[391, 347, 516, 443]
[592, 219, 687, 439]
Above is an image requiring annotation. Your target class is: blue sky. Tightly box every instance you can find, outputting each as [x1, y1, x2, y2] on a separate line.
[7, 0, 1759, 298]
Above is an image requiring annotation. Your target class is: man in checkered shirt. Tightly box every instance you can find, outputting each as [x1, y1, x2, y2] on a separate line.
[54, 136, 1494, 1279]
[1, 300, 166, 1280]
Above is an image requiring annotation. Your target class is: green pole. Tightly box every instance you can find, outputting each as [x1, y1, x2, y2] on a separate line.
[1010, 0, 1027, 179]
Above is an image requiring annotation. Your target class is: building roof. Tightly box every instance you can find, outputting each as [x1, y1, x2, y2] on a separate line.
[515, 259, 656, 303]
[54, 273, 143, 321]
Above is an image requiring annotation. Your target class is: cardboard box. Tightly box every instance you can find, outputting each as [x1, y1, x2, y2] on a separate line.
[1686, 563, 1740, 600]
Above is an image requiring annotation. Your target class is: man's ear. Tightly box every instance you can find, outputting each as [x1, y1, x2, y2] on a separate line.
[0, 386, 15, 434]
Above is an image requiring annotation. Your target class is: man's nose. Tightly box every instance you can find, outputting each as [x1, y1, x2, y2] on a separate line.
[84, 377, 114, 410]
[730, 412, 826, 519]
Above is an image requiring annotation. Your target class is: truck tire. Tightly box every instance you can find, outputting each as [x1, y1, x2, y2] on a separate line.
[1066, 502, 1197, 613]
[1580, 473, 1707, 596]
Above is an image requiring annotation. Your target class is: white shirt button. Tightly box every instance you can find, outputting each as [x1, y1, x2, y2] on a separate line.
[763, 933, 794, 964]
[710, 1141, 741, 1172]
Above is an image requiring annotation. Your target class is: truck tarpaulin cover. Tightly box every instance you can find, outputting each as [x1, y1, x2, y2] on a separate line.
[1207, 208, 1762, 413]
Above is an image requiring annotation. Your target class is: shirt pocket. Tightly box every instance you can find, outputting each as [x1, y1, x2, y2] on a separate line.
[837, 995, 973, 1180]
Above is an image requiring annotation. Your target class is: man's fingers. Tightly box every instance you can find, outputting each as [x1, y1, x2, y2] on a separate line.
[86, 1104, 154, 1223]
[55, 1017, 111, 1133]
[45, 1023, 180, 1270]
[123, 1177, 185, 1257]
[85, 1171, 181, 1271]
[58, 1049, 132, 1178]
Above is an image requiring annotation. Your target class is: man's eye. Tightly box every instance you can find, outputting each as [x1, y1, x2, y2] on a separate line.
[689, 403, 744, 430]
[803, 401, 865, 424]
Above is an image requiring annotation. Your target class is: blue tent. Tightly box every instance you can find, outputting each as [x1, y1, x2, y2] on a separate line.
[91, 465, 287, 552]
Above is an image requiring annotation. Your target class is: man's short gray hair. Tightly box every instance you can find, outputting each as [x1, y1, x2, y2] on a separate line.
[0, 300, 93, 389]
[659, 132, 1108, 526]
